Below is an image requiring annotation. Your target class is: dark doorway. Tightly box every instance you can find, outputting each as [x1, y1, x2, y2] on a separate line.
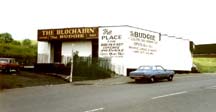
[51, 41, 62, 63]
[92, 39, 98, 58]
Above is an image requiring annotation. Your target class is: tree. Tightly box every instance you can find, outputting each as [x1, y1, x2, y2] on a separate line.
[0, 33, 37, 65]
[0, 33, 13, 43]
[22, 39, 31, 46]
[11, 40, 21, 45]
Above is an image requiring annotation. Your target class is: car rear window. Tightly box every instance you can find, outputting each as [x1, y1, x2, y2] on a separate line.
[139, 66, 152, 70]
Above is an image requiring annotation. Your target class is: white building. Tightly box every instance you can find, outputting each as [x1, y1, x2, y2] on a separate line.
[37, 25, 193, 76]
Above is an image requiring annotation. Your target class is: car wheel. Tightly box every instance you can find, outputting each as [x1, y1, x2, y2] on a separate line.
[2, 69, 7, 73]
[5, 68, 10, 73]
[168, 75, 173, 81]
[149, 77, 155, 83]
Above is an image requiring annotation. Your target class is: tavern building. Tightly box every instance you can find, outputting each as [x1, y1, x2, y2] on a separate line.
[37, 25, 193, 76]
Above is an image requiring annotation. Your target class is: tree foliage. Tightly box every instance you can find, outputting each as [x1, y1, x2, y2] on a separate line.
[0, 33, 37, 65]
[0, 33, 13, 43]
[11, 40, 21, 45]
[22, 39, 32, 46]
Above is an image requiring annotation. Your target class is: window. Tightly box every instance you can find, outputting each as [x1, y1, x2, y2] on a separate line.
[138, 66, 152, 70]
[156, 66, 164, 70]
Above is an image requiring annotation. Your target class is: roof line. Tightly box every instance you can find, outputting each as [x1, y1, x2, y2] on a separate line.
[99, 25, 160, 34]
[161, 34, 190, 41]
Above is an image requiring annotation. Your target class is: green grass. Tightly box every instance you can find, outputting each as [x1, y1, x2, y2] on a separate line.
[0, 71, 67, 90]
[193, 57, 216, 73]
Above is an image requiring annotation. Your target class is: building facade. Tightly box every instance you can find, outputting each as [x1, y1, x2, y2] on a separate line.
[37, 25, 193, 76]
[37, 27, 98, 64]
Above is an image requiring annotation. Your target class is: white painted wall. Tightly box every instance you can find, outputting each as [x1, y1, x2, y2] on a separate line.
[125, 27, 161, 68]
[99, 26, 193, 76]
[62, 41, 92, 57]
[99, 26, 128, 75]
[158, 35, 192, 71]
[61, 41, 92, 65]
[37, 41, 51, 63]
[38, 41, 92, 64]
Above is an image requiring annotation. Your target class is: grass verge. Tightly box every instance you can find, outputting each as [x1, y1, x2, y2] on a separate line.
[0, 71, 67, 90]
[193, 57, 216, 73]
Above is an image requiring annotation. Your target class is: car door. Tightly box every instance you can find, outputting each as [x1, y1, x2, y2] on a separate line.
[156, 66, 166, 78]
[151, 66, 158, 78]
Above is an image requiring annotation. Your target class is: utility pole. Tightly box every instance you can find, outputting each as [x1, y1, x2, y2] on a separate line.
[69, 45, 74, 82]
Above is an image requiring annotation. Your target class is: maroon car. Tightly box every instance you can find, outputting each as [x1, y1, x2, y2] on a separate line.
[0, 58, 20, 73]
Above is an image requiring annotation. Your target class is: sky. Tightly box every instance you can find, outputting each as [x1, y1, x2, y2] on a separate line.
[0, 0, 216, 45]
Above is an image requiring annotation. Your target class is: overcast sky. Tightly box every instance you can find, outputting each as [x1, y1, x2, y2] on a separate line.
[0, 0, 216, 44]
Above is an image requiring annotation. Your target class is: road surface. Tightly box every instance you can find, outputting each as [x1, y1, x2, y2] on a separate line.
[1, 73, 216, 112]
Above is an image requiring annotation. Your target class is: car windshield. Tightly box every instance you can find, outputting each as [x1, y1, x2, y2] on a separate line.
[138, 66, 152, 70]
[0, 59, 9, 63]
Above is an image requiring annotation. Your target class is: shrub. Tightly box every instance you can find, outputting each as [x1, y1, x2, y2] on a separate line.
[65, 57, 113, 81]
[193, 57, 216, 73]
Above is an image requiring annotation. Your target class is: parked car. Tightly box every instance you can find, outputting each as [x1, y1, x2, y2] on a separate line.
[129, 65, 175, 83]
[0, 58, 20, 73]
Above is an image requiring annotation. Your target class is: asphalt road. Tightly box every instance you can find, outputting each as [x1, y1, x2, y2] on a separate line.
[1, 73, 216, 112]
